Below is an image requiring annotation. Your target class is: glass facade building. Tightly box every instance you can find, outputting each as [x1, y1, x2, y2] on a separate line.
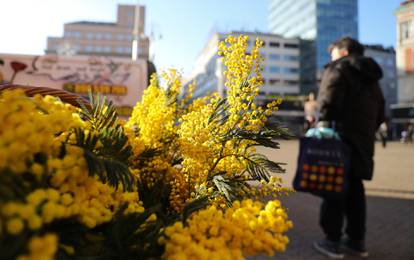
[269, 0, 358, 92]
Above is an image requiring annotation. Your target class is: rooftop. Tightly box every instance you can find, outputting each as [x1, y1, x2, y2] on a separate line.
[228, 31, 300, 40]
[66, 21, 116, 26]
[364, 44, 395, 53]
[397, 0, 414, 12]
[402, 0, 414, 6]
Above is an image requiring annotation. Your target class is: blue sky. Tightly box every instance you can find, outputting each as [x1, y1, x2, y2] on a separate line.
[0, 0, 402, 77]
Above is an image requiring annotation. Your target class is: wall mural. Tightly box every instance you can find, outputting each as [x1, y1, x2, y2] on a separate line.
[0, 54, 147, 116]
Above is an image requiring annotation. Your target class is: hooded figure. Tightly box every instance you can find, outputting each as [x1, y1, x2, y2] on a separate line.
[318, 54, 385, 180]
[313, 37, 385, 259]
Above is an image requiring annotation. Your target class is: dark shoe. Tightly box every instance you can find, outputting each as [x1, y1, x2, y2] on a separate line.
[313, 239, 345, 259]
[343, 239, 369, 258]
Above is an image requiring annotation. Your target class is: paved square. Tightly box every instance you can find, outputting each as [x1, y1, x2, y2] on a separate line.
[253, 141, 414, 259]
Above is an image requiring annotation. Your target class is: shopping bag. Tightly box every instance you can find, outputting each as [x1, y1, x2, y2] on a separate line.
[293, 134, 350, 199]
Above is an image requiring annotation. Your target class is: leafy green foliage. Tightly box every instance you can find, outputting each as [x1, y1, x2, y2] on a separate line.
[137, 180, 171, 212]
[73, 94, 135, 191]
[103, 207, 164, 259]
[48, 207, 164, 260]
[212, 174, 250, 206]
[204, 95, 290, 202]
[131, 149, 162, 169]
[246, 153, 285, 182]
[78, 94, 117, 131]
[208, 98, 229, 124]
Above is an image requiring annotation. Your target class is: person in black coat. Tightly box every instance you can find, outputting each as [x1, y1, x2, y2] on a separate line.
[313, 37, 385, 259]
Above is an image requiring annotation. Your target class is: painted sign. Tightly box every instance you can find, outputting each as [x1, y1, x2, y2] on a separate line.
[0, 54, 148, 116]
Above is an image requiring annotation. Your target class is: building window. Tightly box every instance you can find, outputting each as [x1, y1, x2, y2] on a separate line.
[269, 79, 280, 85]
[283, 55, 299, 61]
[284, 80, 298, 86]
[104, 32, 112, 40]
[96, 32, 103, 40]
[74, 32, 81, 39]
[269, 42, 280, 48]
[386, 59, 395, 66]
[117, 33, 125, 41]
[86, 32, 94, 40]
[374, 57, 384, 65]
[116, 46, 124, 53]
[283, 67, 299, 74]
[284, 43, 299, 49]
[400, 21, 411, 42]
[269, 54, 281, 60]
[85, 45, 93, 52]
[95, 45, 102, 52]
[126, 34, 133, 41]
[269, 66, 281, 73]
[102, 46, 111, 53]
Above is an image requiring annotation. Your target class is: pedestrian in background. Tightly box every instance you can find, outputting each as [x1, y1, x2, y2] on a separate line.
[304, 92, 319, 132]
[401, 123, 413, 144]
[313, 37, 385, 259]
[378, 122, 388, 148]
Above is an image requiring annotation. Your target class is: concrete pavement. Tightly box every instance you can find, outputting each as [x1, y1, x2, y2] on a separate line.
[253, 141, 414, 260]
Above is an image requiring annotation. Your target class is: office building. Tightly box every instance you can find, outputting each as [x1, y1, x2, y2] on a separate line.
[269, 0, 358, 93]
[189, 31, 301, 103]
[364, 45, 398, 117]
[46, 4, 149, 60]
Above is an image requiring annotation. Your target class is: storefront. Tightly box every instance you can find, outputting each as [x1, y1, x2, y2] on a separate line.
[391, 104, 414, 139]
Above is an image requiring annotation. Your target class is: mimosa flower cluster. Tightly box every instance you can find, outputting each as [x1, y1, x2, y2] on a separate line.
[1, 35, 292, 259]
[162, 200, 293, 259]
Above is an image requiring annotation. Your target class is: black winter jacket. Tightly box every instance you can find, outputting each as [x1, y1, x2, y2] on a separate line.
[318, 55, 385, 180]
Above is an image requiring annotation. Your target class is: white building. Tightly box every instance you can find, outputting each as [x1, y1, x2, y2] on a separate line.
[188, 32, 301, 104]
[396, 0, 414, 104]
[46, 5, 149, 60]
[391, 1, 414, 135]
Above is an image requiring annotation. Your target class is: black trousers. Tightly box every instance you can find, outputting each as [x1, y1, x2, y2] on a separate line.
[320, 177, 366, 242]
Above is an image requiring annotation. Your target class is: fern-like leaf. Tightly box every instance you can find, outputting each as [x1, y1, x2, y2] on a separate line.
[73, 93, 135, 191]
[78, 93, 118, 130]
[212, 174, 249, 206]
[245, 154, 285, 182]
[107, 206, 163, 259]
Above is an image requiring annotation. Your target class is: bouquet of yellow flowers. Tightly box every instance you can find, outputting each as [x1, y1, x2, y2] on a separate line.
[0, 35, 292, 260]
